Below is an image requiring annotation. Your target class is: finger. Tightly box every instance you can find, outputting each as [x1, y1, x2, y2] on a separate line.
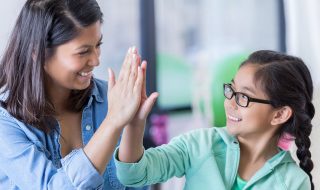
[118, 47, 132, 81]
[141, 60, 147, 96]
[120, 52, 134, 87]
[123, 46, 138, 83]
[128, 53, 140, 89]
[133, 66, 143, 94]
[131, 46, 138, 54]
[108, 68, 115, 92]
[138, 92, 159, 119]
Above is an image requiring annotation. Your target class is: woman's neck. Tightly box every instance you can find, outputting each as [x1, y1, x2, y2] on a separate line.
[46, 83, 71, 115]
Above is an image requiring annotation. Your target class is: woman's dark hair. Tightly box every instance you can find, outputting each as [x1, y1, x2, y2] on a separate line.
[241, 50, 315, 189]
[0, 0, 103, 132]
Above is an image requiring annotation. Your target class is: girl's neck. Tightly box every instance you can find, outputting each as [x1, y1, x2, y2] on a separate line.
[237, 134, 280, 181]
[238, 133, 279, 163]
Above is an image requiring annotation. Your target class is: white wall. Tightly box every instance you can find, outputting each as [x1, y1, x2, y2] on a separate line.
[0, 0, 140, 80]
[0, 1, 24, 56]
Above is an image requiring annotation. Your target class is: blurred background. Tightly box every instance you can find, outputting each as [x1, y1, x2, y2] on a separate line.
[0, 0, 319, 189]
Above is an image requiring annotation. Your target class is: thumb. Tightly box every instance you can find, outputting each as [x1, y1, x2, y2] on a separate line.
[108, 68, 115, 92]
[138, 92, 159, 119]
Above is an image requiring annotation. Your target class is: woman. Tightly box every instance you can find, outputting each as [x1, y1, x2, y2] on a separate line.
[115, 50, 315, 190]
[0, 0, 156, 189]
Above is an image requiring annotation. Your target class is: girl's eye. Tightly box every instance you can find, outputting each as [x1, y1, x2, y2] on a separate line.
[239, 94, 248, 100]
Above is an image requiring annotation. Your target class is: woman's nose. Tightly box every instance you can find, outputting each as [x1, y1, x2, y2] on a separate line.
[88, 49, 100, 66]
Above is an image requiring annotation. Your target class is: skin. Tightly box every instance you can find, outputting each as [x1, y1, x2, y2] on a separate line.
[44, 21, 104, 157]
[118, 63, 293, 182]
[225, 63, 292, 180]
[44, 20, 158, 174]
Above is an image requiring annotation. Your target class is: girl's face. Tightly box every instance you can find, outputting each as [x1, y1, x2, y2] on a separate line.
[44, 21, 102, 91]
[224, 64, 276, 138]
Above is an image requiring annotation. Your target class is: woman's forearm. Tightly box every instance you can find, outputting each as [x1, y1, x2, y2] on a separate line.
[83, 118, 122, 174]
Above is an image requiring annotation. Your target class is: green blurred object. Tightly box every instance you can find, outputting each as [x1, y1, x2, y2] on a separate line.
[211, 53, 249, 127]
[156, 53, 192, 110]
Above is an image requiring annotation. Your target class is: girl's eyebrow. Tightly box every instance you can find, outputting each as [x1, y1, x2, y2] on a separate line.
[231, 79, 257, 95]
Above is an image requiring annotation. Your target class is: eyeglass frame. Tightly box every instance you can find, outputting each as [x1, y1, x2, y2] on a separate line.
[223, 83, 274, 107]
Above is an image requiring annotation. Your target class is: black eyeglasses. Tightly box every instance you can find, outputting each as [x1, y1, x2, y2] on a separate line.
[223, 83, 273, 107]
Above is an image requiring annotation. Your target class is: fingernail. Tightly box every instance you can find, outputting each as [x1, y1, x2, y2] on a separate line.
[128, 47, 131, 54]
[131, 46, 136, 53]
[133, 54, 136, 60]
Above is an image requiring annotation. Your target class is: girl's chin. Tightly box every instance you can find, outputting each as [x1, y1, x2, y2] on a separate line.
[226, 125, 240, 136]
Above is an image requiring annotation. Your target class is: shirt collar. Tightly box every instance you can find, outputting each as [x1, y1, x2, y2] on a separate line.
[266, 150, 295, 169]
[90, 79, 104, 103]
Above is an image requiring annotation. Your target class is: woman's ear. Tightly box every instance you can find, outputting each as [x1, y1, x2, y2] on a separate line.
[271, 106, 292, 126]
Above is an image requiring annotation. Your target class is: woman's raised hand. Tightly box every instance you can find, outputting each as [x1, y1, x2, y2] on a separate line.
[126, 60, 159, 128]
[105, 47, 143, 129]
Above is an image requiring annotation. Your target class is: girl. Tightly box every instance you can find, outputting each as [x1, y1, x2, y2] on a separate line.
[0, 0, 156, 189]
[115, 50, 315, 190]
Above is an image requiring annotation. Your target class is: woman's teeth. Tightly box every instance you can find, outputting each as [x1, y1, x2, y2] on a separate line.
[227, 115, 242, 122]
[78, 71, 92, 77]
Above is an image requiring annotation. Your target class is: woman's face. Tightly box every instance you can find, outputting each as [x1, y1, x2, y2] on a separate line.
[44, 21, 102, 91]
[224, 63, 276, 139]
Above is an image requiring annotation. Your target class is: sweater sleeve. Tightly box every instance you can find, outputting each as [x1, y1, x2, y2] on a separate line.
[114, 133, 193, 187]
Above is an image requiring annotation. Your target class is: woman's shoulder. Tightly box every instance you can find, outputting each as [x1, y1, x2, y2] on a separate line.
[0, 107, 33, 144]
[0, 106, 15, 120]
[0, 106, 32, 132]
[93, 77, 107, 88]
[91, 78, 108, 103]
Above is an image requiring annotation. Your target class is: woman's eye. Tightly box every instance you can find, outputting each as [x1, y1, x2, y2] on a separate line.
[97, 42, 103, 47]
[79, 50, 89, 55]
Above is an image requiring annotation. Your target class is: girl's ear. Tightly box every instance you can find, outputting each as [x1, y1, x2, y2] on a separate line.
[271, 106, 292, 126]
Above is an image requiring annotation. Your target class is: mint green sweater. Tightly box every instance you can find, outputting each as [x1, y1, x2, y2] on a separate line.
[115, 127, 311, 190]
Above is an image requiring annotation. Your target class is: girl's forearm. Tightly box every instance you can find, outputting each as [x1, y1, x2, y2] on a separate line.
[118, 123, 145, 163]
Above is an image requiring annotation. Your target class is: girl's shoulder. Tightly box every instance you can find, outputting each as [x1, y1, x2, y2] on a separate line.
[185, 127, 237, 146]
[170, 127, 236, 153]
[273, 154, 311, 189]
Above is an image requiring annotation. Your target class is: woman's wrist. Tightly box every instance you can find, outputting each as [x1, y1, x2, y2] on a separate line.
[102, 116, 124, 133]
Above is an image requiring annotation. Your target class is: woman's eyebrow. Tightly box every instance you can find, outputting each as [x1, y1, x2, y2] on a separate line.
[75, 35, 103, 50]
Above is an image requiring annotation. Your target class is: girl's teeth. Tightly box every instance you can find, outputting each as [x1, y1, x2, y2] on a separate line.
[228, 115, 242, 122]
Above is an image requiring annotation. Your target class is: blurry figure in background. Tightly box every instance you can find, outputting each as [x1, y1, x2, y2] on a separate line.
[0, 0, 157, 189]
[115, 50, 315, 190]
[149, 114, 168, 146]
